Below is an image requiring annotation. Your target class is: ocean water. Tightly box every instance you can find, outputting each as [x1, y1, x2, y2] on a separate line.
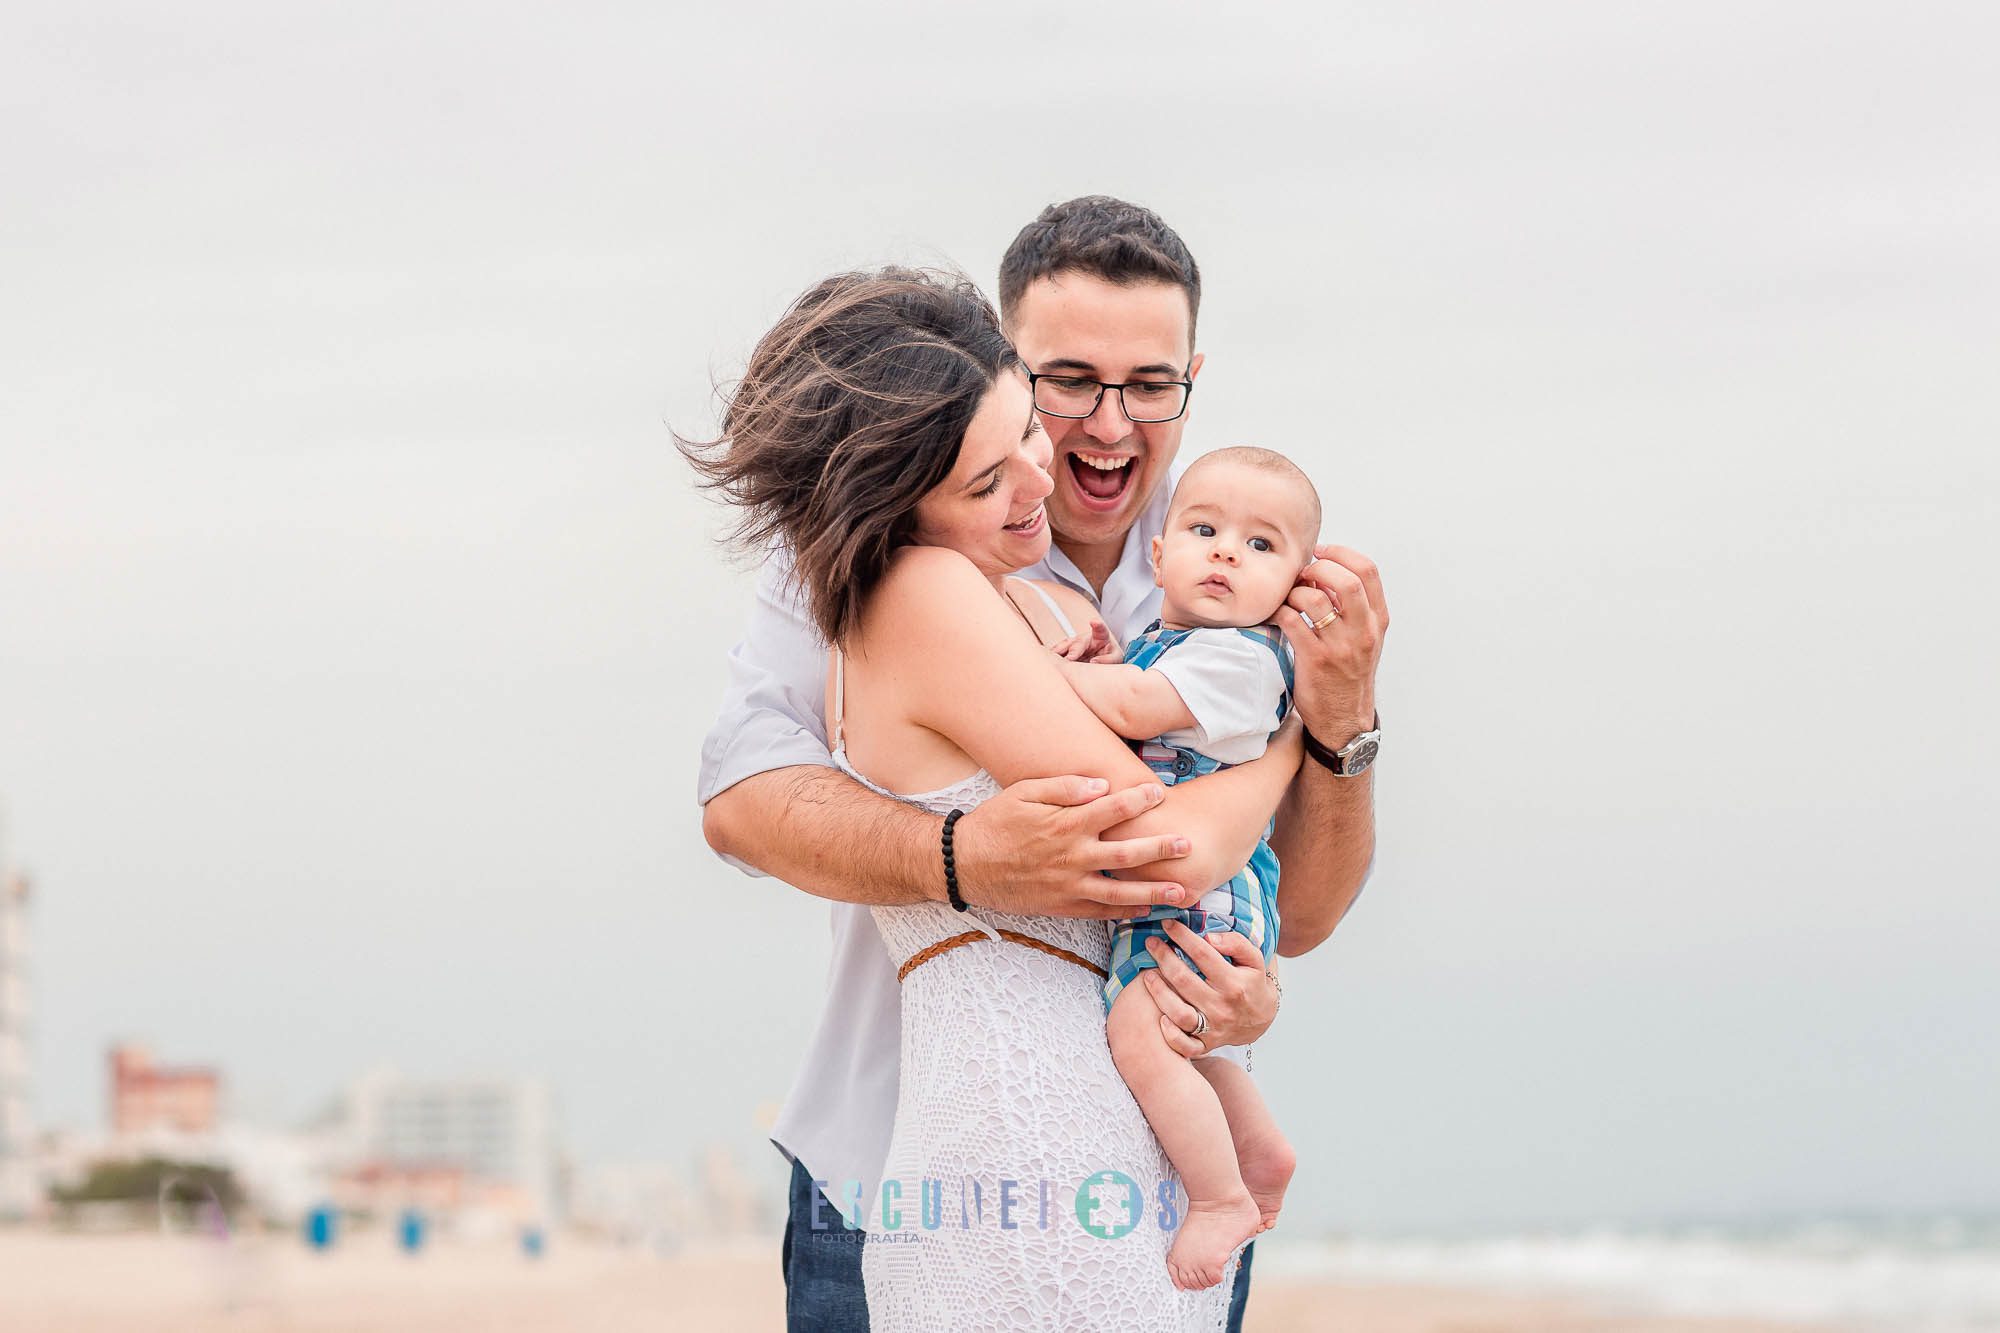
[1259, 1216, 2000, 1330]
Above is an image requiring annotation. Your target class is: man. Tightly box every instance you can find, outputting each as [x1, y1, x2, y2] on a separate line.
[699, 196, 1387, 1331]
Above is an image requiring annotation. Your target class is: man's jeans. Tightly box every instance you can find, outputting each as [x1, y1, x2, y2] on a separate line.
[781, 1155, 1256, 1331]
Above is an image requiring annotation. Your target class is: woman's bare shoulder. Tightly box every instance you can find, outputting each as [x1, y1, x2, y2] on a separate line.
[858, 546, 1009, 646]
[876, 544, 987, 605]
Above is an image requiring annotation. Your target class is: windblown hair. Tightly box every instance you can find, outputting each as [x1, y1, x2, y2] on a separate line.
[677, 267, 1019, 646]
[998, 195, 1202, 345]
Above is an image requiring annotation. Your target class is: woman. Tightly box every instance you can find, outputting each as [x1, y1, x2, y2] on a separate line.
[684, 268, 1302, 1329]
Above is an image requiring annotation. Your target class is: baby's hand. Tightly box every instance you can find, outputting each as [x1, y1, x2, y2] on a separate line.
[1050, 619, 1121, 664]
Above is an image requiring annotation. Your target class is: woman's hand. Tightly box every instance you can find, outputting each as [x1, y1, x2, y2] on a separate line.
[1140, 921, 1279, 1057]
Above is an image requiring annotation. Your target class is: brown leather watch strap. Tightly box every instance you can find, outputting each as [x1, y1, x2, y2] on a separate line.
[1302, 711, 1380, 774]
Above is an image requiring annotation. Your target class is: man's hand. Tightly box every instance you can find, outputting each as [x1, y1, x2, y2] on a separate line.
[952, 776, 1192, 918]
[1267, 543, 1385, 955]
[1140, 921, 1278, 1057]
[1279, 543, 1388, 743]
[1048, 618, 1121, 664]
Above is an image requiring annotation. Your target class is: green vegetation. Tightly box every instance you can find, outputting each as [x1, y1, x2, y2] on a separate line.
[51, 1156, 244, 1214]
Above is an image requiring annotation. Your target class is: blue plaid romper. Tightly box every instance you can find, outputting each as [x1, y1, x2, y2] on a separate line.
[1102, 620, 1295, 1013]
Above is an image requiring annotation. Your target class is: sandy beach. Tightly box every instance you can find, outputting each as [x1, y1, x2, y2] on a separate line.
[0, 1228, 1831, 1332]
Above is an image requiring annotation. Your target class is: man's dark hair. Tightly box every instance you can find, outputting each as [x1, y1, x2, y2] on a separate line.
[998, 196, 1201, 347]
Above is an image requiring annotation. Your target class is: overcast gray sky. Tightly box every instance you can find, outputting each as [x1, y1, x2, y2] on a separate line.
[4, 1, 1995, 1232]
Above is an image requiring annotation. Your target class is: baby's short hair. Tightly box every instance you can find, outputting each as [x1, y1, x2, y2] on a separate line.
[1171, 446, 1322, 548]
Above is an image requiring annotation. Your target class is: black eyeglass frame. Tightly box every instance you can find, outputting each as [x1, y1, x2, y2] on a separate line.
[1023, 366, 1196, 424]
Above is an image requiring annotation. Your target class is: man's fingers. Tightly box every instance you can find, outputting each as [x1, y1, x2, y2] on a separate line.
[1285, 584, 1339, 619]
[1281, 585, 1340, 637]
[1097, 832, 1191, 870]
[1158, 1013, 1204, 1058]
[1084, 878, 1187, 916]
[1076, 782, 1167, 832]
[1002, 774, 1113, 808]
[1313, 544, 1387, 622]
[1300, 550, 1367, 602]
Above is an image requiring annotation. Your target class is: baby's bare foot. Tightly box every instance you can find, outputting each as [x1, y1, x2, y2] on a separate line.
[1166, 1192, 1261, 1291]
[1238, 1134, 1296, 1234]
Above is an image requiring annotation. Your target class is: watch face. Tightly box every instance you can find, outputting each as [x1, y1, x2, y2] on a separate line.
[1342, 737, 1379, 774]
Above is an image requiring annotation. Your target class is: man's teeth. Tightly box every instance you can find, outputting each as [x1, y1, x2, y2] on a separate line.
[1075, 455, 1131, 471]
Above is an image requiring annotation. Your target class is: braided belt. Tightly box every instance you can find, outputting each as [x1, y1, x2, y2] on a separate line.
[896, 929, 1109, 983]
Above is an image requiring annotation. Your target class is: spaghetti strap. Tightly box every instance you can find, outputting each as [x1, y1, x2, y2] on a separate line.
[1005, 577, 1078, 639]
[830, 647, 845, 751]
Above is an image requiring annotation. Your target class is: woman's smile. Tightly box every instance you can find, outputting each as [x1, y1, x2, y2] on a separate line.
[1004, 502, 1046, 536]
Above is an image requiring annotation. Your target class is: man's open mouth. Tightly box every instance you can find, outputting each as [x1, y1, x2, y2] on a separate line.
[1064, 451, 1135, 511]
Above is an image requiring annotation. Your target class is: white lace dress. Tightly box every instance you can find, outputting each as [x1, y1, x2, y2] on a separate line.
[830, 649, 1235, 1332]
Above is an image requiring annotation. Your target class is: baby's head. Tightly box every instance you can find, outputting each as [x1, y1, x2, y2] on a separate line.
[1150, 446, 1321, 630]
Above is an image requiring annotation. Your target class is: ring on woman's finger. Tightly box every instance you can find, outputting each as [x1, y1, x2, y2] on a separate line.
[1189, 1008, 1208, 1038]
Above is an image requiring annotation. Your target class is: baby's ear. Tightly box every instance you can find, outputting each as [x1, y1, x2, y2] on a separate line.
[1150, 534, 1164, 584]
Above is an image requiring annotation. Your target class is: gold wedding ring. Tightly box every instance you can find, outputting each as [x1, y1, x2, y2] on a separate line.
[1308, 608, 1341, 631]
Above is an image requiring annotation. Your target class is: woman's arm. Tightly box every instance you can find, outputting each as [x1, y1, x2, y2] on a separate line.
[1051, 658, 1304, 889]
[698, 556, 1193, 916]
[1025, 572, 1298, 1056]
[1030, 579, 1305, 893]
[868, 548, 1292, 893]
[1122, 714, 1302, 889]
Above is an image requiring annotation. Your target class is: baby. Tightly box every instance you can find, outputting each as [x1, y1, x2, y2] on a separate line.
[1053, 445, 1318, 1291]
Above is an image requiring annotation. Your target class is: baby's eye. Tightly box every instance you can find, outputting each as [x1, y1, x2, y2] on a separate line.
[1191, 523, 1215, 538]
[1249, 536, 1274, 553]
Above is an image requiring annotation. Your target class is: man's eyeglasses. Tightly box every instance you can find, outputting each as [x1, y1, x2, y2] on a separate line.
[1024, 367, 1194, 424]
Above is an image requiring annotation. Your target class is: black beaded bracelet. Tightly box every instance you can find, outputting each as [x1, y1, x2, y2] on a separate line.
[941, 808, 968, 911]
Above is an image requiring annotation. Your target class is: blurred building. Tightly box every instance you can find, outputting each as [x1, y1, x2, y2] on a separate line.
[342, 1067, 559, 1225]
[0, 847, 36, 1220]
[329, 1158, 470, 1216]
[109, 1043, 220, 1135]
[43, 1060, 564, 1232]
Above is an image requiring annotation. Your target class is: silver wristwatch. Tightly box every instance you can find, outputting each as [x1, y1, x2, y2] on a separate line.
[1303, 712, 1381, 777]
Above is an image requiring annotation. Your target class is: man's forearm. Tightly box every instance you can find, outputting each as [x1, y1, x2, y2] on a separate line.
[1270, 761, 1374, 956]
[702, 766, 942, 906]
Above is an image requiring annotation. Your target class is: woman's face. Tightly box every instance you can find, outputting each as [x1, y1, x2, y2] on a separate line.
[910, 369, 1055, 577]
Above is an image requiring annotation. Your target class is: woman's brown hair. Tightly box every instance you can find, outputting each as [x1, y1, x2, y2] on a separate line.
[679, 267, 1019, 645]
